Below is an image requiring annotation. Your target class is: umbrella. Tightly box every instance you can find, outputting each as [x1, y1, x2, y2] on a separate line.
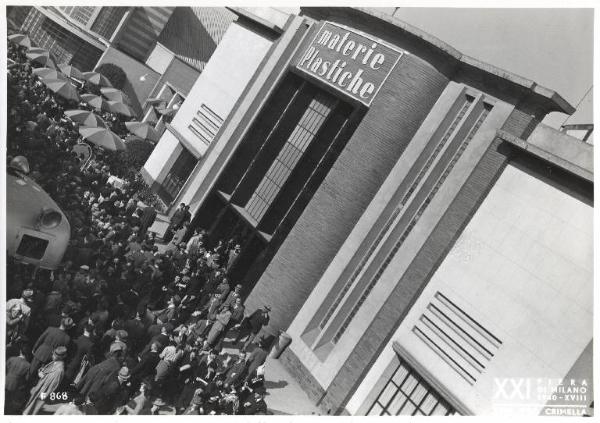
[100, 87, 130, 104]
[8, 33, 32, 48]
[125, 121, 160, 142]
[32, 67, 65, 80]
[43, 79, 80, 101]
[64, 110, 107, 128]
[107, 100, 134, 117]
[79, 126, 126, 151]
[26, 47, 56, 68]
[81, 94, 110, 112]
[82, 71, 113, 87]
[58, 63, 84, 80]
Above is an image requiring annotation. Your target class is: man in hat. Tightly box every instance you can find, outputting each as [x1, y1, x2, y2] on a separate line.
[30, 317, 74, 378]
[23, 346, 67, 415]
[6, 288, 33, 343]
[222, 284, 243, 308]
[76, 347, 123, 399]
[94, 366, 132, 414]
[227, 244, 242, 273]
[235, 306, 271, 352]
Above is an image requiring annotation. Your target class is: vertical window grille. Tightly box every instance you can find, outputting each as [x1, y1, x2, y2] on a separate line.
[318, 97, 474, 331]
[58, 6, 97, 26]
[90, 7, 127, 39]
[160, 147, 198, 204]
[332, 103, 492, 344]
[367, 357, 455, 416]
[245, 92, 337, 222]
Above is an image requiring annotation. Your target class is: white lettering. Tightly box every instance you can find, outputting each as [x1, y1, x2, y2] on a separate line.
[317, 31, 332, 46]
[359, 82, 375, 99]
[371, 53, 385, 70]
[310, 57, 322, 73]
[338, 71, 352, 87]
[342, 40, 355, 56]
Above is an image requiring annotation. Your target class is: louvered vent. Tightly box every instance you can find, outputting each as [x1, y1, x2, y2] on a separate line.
[412, 292, 502, 385]
[188, 104, 224, 146]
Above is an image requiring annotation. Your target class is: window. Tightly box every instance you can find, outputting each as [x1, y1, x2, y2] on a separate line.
[367, 358, 455, 416]
[58, 6, 98, 26]
[159, 147, 198, 205]
[244, 92, 337, 222]
[90, 7, 127, 39]
[16, 234, 49, 260]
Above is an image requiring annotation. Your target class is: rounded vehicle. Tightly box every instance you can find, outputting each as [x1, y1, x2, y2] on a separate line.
[6, 157, 71, 270]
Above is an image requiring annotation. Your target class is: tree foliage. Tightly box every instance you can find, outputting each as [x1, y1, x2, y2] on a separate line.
[96, 63, 127, 90]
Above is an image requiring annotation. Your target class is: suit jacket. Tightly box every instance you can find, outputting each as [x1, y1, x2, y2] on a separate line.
[66, 335, 94, 378]
[33, 327, 71, 363]
[77, 357, 121, 398]
[5, 355, 30, 392]
[131, 350, 160, 380]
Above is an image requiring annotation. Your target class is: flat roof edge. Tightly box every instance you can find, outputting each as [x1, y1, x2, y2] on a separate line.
[345, 7, 576, 115]
[497, 129, 593, 182]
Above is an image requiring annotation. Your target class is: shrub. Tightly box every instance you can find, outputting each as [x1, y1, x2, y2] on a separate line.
[96, 63, 127, 90]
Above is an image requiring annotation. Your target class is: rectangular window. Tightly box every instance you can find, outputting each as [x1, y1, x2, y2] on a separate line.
[16, 234, 49, 260]
[159, 147, 198, 205]
[244, 92, 337, 222]
[367, 357, 455, 416]
[58, 6, 97, 26]
[90, 7, 127, 39]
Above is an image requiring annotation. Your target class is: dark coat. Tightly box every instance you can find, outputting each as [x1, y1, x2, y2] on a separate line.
[131, 350, 160, 380]
[76, 356, 121, 398]
[66, 334, 95, 380]
[246, 347, 268, 380]
[32, 326, 71, 364]
[5, 355, 30, 392]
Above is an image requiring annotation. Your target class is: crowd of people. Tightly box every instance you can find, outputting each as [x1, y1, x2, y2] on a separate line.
[6, 39, 274, 415]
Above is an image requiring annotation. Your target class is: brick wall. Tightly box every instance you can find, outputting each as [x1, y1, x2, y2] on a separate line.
[315, 108, 539, 414]
[244, 53, 449, 331]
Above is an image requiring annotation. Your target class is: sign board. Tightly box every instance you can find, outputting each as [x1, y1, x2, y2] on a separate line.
[296, 22, 404, 106]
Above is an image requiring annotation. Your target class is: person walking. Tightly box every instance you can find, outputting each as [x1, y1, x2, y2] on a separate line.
[235, 306, 270, 352]
[23, 346, 67, 415]
[29, 317, 73, 379]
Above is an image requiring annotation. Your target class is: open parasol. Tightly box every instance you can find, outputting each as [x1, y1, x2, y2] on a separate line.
[107, 100, 134, 117]
[32, 67, 64, 80]
[100, 87, 131, 104]
[26, 47, 56, 68]
[82, 71, 113, 87]
[8, 33, 32, 48]
[81, 93, 111, 112]
[42, 78, 80, 101]
[58, 63, 85, 80]
[125, 121, 160, 142]
[64, 110, 107, 128]
[79, 126, 126, 151]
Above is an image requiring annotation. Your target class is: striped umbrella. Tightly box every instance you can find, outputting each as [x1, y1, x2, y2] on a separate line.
[79, 126, 126, 151]
[32, 67, 65, 80]
[8, 33, 32, 48]
[58, 63, 85, 80]
[81, 94, 111, 112]
[107, 100, 134, 117]
[64, 110, 107, 128]
[125, 121, 160, 142]
[100, 87, 130, 104]
[26, 47, 56, 68]
[42, 78, 80, 101]
[82, 71, 113, 87]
